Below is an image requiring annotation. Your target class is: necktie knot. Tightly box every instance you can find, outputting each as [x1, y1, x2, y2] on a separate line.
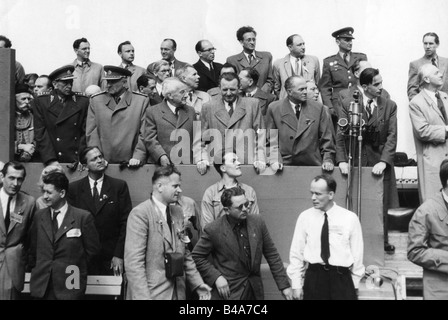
[114, 96, 121, 104]
[53, 210, 60, 220]
[432, 57, 438, 67]
[436, 91, 441, 99]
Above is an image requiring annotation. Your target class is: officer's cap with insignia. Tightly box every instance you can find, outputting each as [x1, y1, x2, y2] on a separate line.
[332, 27, 355, 39]
[103, 66, 132, 80]
[49, 65, 76, 82]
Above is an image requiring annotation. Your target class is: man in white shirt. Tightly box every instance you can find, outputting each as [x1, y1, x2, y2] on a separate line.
[287, 174, 364, 300]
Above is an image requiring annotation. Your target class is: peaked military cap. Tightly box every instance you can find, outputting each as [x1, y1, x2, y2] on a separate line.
[49, 65, 76, 81]
[332, 27, 355, 39]
[103, 65, 132, 80]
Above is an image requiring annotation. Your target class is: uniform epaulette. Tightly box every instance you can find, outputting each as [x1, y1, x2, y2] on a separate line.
[132, 91, 148, 97]
[90, 91, 107, 98]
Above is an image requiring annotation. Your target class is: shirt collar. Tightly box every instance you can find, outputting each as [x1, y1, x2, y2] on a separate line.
[88, 175, 104, 188]
[152, 195, 167, 218]
[0, 188, 17, 204]
[217, 179, 240, 192]
[200, 59, 211, 70]
[289, 99, 302, 112]
[52, 202, 68, 217]
[362, 93, 377, 108]
[339, 52, 350, 60]
[244, 51, 256, 61]
[246, 88, 258, 97]
[76, 59, 91, 67]
[317, 201, 336, 216]
[424, 88, 438, 104]
[121, 62, 133, 69]
[166, 101, 178, 114]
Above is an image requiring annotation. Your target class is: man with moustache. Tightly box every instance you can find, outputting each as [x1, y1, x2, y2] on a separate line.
[68, 146, 132, 276]
[71, 37, 104, 93]
[117, 41, 147, 92]
[33, 65, 89, 166]
[147, 39, 188, 77]
[87, 66, 149, 165]
[408, 32, 448, 101]
[15, 84, 37, 162]
[125, 165, 212, 300]
[0, 162, 36, 299]
[273, 34, 320, 100]
[193, 40, 223, 92]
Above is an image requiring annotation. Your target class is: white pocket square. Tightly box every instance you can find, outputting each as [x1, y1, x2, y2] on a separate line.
[66, 228, 82, 238]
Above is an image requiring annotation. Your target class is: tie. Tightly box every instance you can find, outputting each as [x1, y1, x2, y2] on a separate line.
[321, 212, 330, 265]
[93, 181, 101, 209]
[228, 102, 234, 117]
[189, 91, 193, 102]
[175, 107, 182, 118]
[52, 210, 60, 236]
[166, 206, 172, 234]
[436, 92, 448, 124]
[295, 104, 301, 120]
[296, 58, 303, 76]
[366, 99, 373, 120]
[4, 196, 12, 231]
[432, 57, 438, 67]
[248, 54, 254, 65]
[343, 53, 350, 65]
[170, 62, 174, 77]
[246, 93, 252, 97]
[114, 96, 121, 104]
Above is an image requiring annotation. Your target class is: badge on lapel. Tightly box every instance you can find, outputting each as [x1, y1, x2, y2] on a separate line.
[66, 228, 82, 238]
[10, 211, 23, 224]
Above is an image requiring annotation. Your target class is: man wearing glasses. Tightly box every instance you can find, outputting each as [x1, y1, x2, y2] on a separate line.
[318, 27, 367, 125]
[193, 40, 223, 92]
[193, 186, 293, 300]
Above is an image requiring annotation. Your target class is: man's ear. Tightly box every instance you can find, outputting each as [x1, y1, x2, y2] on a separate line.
[61, 189, 66, 199]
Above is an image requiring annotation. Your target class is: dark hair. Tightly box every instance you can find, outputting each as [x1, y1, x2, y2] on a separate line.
[195, 40, 205, 52]
[73, 37, 89, 50]
[360, 68, 380, 86]
[42, 172, 69, 193]
[242, 67, 259, 85]
[313, 174, 337, 193]
[152, 165, 181, 185]
[117, 40, 132, 54]
[162, 38, 177, 50]
[440, 159, 448, 188]
[219, 72, 240, 87]
[236, 26, 256, 41]
[137, 75, 152, 88]
[79, 146, 103, 165]
[24, 73, 39, 83]
[423, 32, 440, 45]
[0, 35, 12, 48]
[284, 75, 304, 90]
[37, 75, 54, 89]
[221, 62, 237, 74]
[286, 34, 299, 47]
[1, 161, 26, 178]
[221, 186, 246, 208]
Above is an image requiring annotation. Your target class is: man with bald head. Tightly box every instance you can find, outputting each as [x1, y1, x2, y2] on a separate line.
[193, 40, 223, 92]
[147, 39, 188, 77]
[142, 77, 196, 166]
[273, 34, 320, 99]
[409, 63, 448, 202]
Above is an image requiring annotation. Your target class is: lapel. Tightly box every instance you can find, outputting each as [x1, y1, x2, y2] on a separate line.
[152, 199, 174, 250]
[334, 53, 348, 69]
[7, 192, 26, 234]
[247, 218, 257, 269]
[439, 58, 447, 76]
[280, 99, 298, 132]
[47, 94, 62, 118]
[160, 101, 178, 128]
[422, 90, 445, 122]
[295, 102, 315, 139]
[236, 52, 250, 68]
[177, 107, 190, 128]
[222, 217, 249, 266]
[227, 98, 247, 128]
[113, 90, 132, 114]
[105, 94, 117, 112]
[54, 205, 76, 243]
[252, 51, 263, 68]
[56, 96, 82, 125]
[197, 60, 215, 81]
[96, 176, 111, 214]
[41, 208, 54, 243]
[0, 199, 5, 236]
[282, 55, 293, 78]
[369, 96, 386, 126]
[79, 177, 97, 216]
[214, 99, 231, 127]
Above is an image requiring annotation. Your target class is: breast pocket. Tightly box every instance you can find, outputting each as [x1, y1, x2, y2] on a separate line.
[211, 197, 224, 219]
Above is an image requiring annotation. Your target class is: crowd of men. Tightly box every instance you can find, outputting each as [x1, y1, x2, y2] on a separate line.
[1, 25, 448, 300]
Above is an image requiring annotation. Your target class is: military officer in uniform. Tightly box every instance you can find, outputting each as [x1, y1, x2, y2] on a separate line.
[34, 65, 89, 166]
[87, 66, 149, 166]
[319, 27, 367, 125]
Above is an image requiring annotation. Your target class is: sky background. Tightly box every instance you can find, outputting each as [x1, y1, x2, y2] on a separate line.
[2, 0, 448, 157]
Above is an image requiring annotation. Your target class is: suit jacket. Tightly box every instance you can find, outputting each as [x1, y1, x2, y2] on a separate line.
[143, 100, 196, 164]
[407, 55, 448, 101]
[0, 192, 35, 295]
[185, 90, 211, 120]
[409, 90, 448, 202]
[72, 60, 105, 93]
[408, 192, 448, 300]
[249, 89, 276, 119]
[68, 175, 131, 264]
[273, 54, 321, 99]
[124, 198, 204, 300]
[197, 96, 266, 164]
[147, 59, 189, 76]
[119, 63, 148, 92]
[266, 98, 335, 166]
[33, 91, 89, 164]
[87, 90, 149, 163]
[193, 60, 223, 92]
[319, 52, 367, 120]
[227, 51, 274, 93]
[29, 205, 101, 300]
[192, 215, 289, 300]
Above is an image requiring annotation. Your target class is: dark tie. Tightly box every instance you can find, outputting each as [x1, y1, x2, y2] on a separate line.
[296, 58, 303, 76]
[210, 63, 215, 76]
[248, 54, 254, 65]
[432, 57, 438, 67]
[175, 106, 182, 118]
[170, 62, 174, 77]
[321, 212, 330, 265]
[343, 53, 350, 65]
[93, 181, 101, 209]
[52, 210, 60, 236]
[4, 196, 12, 231]
[228, 102, 234, 117]
[436, 92, 448, 124]
[366, 99, 373, 120]
[189, 91, 193, 102]
[114, 96, 121, 104]
[295, 104, 301, 120]
[166, 206, 172, 234]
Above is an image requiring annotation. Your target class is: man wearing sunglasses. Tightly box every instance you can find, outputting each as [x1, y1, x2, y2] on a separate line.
[193, 186, 293, 300]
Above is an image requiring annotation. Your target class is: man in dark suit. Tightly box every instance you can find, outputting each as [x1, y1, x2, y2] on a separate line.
[336, 68, 398, 254]
[147, 39, 188, 77]
[143, 77, 196, 165]
[266, 76, 335, 172]
[68, 146, 131, 276]
[207, 63, 238, 98]
[319, 27, 367, 124]
[29, 172, 100, 300]
[226, 26, 274, 93]
[192, 187, 292, 300]
[137, 74, 162, 106]
[408, 32, 448, 101]
[0, 162, 36, 300]
[33, 65, 89, 166]
[193, 40, 223, 92]
[239, 67, 276, 118]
